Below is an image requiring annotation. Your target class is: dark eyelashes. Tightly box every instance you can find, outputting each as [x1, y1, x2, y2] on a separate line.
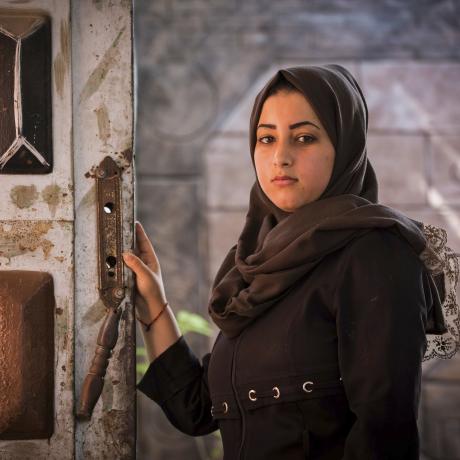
[257, 135, 316, 144]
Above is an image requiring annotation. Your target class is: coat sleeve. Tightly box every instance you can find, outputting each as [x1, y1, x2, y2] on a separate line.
[136, 335, 218, 436]
[333, 229, 431, 459]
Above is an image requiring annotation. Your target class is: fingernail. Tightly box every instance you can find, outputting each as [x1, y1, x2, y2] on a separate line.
[122, 252, 132, 259]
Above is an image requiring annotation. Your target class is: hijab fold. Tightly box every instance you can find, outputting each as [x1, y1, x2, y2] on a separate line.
[207, 64, 448, 341]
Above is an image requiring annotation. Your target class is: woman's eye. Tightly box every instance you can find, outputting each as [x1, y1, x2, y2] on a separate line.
[298, 135, 315, 144]
[257, 135, 315, 144]
[258, 135, 274, 144]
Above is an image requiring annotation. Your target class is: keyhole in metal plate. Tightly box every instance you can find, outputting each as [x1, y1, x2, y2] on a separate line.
[106, 256, 117, 277]
[104, 202, 114, 213]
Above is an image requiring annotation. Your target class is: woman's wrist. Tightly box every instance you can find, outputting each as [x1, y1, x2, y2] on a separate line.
[135, 299, 169, 332]
[135, 296, 167, 319]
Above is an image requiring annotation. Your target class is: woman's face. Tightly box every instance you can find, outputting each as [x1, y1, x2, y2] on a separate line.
[254, 90, 336, 212]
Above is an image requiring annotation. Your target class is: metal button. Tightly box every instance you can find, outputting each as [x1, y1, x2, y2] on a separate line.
[211, 401, 229, 416]
[302, 381, 314, 393]
[272, 386, 280, 398]
[248, 389, 257, 401]
[222, 401, 228, 413]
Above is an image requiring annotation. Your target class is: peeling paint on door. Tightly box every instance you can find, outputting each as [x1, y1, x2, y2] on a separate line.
[42, 183, 62, 216]
[0, 220, 54, 260]
[53, 19, 70, 99]
[95, 103, 111, 145]
[79, 26, 126, 103]
[9, 185, 39, 208]
[82, 298, 108, 325]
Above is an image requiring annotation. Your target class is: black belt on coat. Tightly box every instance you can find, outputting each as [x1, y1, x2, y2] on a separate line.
[210, 368, 345, 419]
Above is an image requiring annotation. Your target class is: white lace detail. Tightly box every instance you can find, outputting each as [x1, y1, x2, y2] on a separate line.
[419, 223, 460, 361]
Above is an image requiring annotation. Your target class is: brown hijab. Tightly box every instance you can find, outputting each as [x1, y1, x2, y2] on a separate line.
[207, 64, 446, 339]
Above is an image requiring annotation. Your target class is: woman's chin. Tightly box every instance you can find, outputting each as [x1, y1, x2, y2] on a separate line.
[272, 199, 301, 213]
[272, 195, 318, 212]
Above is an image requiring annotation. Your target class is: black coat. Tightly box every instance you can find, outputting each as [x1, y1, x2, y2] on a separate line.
[137, 228, 432, 459]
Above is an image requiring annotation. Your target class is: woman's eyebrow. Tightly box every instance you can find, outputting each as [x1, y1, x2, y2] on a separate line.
[257, 120, 320, 130]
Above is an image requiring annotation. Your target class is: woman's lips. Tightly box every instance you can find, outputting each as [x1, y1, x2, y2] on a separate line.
[272, 178, 298, 186]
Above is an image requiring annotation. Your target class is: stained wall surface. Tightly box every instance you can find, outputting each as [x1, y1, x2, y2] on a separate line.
[134, 1, 460, 459]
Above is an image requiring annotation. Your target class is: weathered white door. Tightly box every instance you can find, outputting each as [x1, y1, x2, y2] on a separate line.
[0, 1, 135, 458]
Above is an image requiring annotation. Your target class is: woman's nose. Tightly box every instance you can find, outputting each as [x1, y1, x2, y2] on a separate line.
[273, 142, 293, 166]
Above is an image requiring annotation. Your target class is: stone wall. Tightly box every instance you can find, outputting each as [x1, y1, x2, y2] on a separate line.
[134, 1, 460, 459]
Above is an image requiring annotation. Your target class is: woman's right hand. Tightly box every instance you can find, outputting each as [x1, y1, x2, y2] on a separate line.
[122, 221, 168, 319]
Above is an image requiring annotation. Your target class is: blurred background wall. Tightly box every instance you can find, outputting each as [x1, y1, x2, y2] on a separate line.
[133, 1, 460, 459]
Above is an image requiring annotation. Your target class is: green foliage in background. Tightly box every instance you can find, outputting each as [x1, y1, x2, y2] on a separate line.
[136, 309, 214, 379]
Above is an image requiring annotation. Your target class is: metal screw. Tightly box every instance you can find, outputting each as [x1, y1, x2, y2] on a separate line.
[96, 168, 106, 178]
[113, 287, 125, 299]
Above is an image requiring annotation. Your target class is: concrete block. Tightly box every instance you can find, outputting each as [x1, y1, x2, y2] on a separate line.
[362, 62, 460, 134]
[205, 135, 255, 208]
[430, 135, 460, 206]
[207, 210, 246, 284]
[367, 133, 427, 206]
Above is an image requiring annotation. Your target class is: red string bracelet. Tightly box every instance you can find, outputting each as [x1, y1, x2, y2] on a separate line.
[135, 300, 169, 332]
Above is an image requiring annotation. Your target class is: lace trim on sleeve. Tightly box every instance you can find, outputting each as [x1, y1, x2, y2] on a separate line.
[419, 223, 460, 361]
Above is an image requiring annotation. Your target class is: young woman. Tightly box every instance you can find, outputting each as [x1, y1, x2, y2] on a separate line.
[123, 64, 454, 459]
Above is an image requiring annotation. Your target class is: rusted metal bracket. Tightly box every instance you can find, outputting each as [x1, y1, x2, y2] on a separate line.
[76, 156, 125, 420]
